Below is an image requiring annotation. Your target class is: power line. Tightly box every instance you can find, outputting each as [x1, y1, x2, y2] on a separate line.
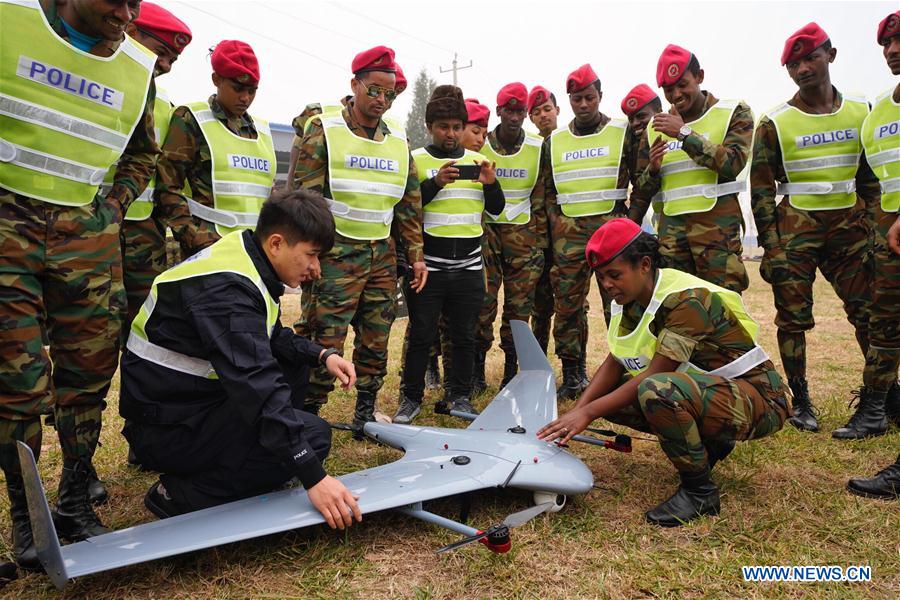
[258, 3, 359, 45]
[174, 1, 346, 72]
[328, 1, 469, 61]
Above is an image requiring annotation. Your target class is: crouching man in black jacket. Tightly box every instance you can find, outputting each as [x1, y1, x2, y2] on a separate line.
[120, 190, 362, 530]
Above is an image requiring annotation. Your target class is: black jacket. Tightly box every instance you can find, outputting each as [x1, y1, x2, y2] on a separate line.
[418, 144, 504, 261]
[120, 230, 327, 488]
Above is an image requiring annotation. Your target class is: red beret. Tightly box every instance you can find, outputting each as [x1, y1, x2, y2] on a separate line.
[465, 100, 490, 127]
[351, 45, 396, 74]
[394, 63, 407, 94]
[656, 44, 693, 87]
[585, 218, 642, 269]
[497, 82, 527, 110]
[621, 84, 658, 116]
[566, 63, 599, 94]
[211, 40, 259, 85]
[134, 2, 192, 53]
[781, 22, 830, 65]
[877, 11, 900, 45]
[527, 85, 552, 113]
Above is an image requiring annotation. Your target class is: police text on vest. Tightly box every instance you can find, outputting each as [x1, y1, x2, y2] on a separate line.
[875, 120, 899, 140]
[17, 56, 124, 111]
[496, 167, 529, 179]
[227, 154, 271, 173]
[796, 128, 858, 149]
[562, 147, 609, 161]
[345, 154, 399, 172]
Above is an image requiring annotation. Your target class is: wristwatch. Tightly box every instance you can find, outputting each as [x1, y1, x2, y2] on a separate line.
[677, 125, 692, 141]
[319, 348, 340, 365]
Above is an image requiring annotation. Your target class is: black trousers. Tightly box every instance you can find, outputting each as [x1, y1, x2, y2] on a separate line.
[402, 269, 484, 401]
[124, 365, 330, 512]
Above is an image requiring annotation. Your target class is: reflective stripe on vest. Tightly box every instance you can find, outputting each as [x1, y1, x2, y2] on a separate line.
[185, 102, 276, 236]
[306, 102, 407, 139]
[0, 0, 155, 205]
[768, 94, 868, 211]
[645, 100, 741, 216]
[412, 147, 486, 238]
[320, 115, 409, 240]
[607, 268, 767, 377]
[861, 87, 900, 212]
[127, 231, 279, 379]
[550, 119, 627, 217]
[480, 132, 541, 224]
[99, 88, 175, 220]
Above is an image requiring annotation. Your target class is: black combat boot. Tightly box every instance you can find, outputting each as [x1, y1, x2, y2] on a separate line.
[846, 456, 900, 500]
[392, 394, 422, 425]
[424, 355, 441, 390]
[447, 394, 477, 416]
[704, 439, 735, 471]
[832, 387, 888, 439]
[6, 475, 40, 571]
[885, 381, 900, 427]
[557, 359, 587, 400]
[52, 459, 110, 541]
[787, 377, 819, 432]
[645, 468, 721, 527]
[470, 351, 487, 396]
[351, 391, 377, 441]
[500, 353, 517, 388]
[87, 462, 108, 506]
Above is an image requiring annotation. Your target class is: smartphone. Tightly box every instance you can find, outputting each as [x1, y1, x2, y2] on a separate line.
[455, 164, 482, 181]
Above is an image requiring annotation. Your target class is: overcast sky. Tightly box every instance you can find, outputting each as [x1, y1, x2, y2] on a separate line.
[154, 0, 897, 131]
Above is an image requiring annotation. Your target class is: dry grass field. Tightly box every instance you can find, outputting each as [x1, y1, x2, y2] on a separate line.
[2, 262, 898, 598]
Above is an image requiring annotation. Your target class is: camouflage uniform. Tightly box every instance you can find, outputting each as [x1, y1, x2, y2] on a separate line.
[476, 129, 548, 366]
[156, 95, 261, 258]
[121, 205, 169, 330]
[629, 92, 753, 293]
[541, 115, 635, 363]
[750, 90, 877, 383]
[0, 0, 157, 520]
[604, 287, 789, 474]
[293, 105, 423, 414]
[865, 85, 900, 403]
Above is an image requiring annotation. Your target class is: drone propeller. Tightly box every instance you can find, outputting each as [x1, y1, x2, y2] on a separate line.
[435, 501, 554, 554]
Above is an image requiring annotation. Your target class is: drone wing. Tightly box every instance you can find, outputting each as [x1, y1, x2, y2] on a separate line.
[468, 320, 558, 432]
[18, 442, 513, 589]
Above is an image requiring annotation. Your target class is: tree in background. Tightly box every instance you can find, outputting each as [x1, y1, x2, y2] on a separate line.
[406, 69, 436, 150]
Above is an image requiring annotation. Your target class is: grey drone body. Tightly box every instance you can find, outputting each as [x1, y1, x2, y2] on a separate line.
[18, 321, 595, 589]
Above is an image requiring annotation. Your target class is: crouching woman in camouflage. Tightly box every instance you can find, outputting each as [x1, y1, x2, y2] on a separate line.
[538, 218, 788, 527]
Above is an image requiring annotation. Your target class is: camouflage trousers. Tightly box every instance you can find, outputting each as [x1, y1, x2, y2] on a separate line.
[295, 236, 397, 407]
[121, 212, 168, 332]
[531, 247, 590, 356]
[547, 206, 615, 362]
[657, 195, 749, 293]
[864, 207, 900, 392]
[0, 192, 120, 468]
[605, 366, 788, 474]
[759, 197, 871, 380]
[476, 223, 545, 358]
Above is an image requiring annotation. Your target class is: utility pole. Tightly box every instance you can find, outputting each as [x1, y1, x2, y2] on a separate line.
[440, 53, 473, 86]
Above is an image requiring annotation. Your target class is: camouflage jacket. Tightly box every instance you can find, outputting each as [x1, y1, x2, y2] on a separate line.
[619, 284, 768, 377]
[290, 96, 353, 153]
[155, 95, 259, 252]
[0, 0, 159, 209]
[628, 92, 753, 223]
[484, 128, 549, 247]
[750, 88, 881, 250]
[292, 105, 424, 264]
[539, 113, 635, 220]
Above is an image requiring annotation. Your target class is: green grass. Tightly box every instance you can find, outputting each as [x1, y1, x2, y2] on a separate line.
[2, 262, 898, 598]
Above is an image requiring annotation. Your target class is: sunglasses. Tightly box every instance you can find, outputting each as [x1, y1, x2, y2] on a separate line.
[355, 79, 397, 102]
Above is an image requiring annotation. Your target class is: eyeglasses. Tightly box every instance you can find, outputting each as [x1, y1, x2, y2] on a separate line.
[355, 78, 397, 102]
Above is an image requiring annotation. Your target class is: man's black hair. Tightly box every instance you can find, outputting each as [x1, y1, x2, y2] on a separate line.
[549, 92, 558, 106]
[647, 97, 663, 113]
[254, 189, 335, 253]
[687, 55, 702, 77]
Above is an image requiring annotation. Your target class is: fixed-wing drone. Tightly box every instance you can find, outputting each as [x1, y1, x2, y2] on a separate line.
[19, 321, 630, 589]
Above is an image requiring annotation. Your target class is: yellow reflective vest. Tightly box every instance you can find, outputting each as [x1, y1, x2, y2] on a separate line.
[480, 132, 542, 225]
[412, 147, 486, 238]
[861, 87, 900, 213]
